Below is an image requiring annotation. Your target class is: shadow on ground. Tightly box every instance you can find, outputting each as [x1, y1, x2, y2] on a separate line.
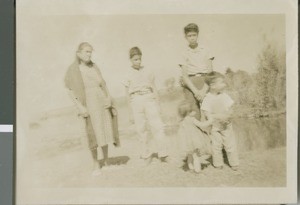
[100, 156, 130, 166]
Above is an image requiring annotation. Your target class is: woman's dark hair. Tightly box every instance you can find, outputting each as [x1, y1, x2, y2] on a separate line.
[184, 23, 199, 34]
[178, 101, 193, 118]
[129, 47, 142, 59]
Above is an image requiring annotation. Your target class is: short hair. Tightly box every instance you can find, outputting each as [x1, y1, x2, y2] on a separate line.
[129, 47, 142, 59]
[178, 101, 193, 118]
[77, 42, 93, 52]
[205, 71, 225, 86]
[184, 23, 199, 34]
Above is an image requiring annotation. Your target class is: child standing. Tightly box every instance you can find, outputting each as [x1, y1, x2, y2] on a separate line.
[177, 101, 212, 173]
[123, 47, 168, 164]
[179, 23, 215, 121]
[197, 72, 239, 171]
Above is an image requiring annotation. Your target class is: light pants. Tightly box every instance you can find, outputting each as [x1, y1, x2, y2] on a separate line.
[211, 124, 239, 167]
[130, 93, 168, 159]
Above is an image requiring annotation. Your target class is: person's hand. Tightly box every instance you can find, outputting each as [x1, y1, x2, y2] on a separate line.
[194, 89, 205, 101]
[194, 91, 203, 101]
[194, 85, 209, 102]
[104, 97, 112, 109]
[179, 76, 186, 87]
[193, 118, 208, 130]
[79, 106, 89, 118]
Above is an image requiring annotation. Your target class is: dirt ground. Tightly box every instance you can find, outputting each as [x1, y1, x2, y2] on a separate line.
[17, 95, 286, 188]
[18, 131, 286, 188]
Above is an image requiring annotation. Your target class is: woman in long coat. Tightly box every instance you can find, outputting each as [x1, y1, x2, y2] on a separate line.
[64, 42, 120, 176]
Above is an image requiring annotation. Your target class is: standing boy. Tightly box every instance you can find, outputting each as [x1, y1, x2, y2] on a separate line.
[199, 72, 239, 171]
[179, 23, 214, 121]
[123, 47, 168, 164]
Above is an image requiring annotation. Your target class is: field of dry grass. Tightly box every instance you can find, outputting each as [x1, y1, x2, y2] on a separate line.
[17, 89, 286, 188]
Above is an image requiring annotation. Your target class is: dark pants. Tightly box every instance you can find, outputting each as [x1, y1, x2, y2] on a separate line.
[182, 75, 209, 121]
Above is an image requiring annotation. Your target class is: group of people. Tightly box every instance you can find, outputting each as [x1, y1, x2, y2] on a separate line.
[64, 23, 239, 176]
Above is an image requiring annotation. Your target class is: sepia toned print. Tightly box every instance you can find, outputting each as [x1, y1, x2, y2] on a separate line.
[16, 0, 297, 204]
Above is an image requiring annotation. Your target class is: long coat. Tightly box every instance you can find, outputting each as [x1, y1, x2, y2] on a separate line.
[64, 59, 120, 149]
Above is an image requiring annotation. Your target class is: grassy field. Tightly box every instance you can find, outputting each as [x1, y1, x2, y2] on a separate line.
[18, 88, 286, 188]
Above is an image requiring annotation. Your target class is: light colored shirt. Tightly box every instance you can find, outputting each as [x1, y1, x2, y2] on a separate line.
[201, 92, 234, 114]
[201, 92, 234, 131]
[122, 67, 155, 94]
[179, 45, 214, 75]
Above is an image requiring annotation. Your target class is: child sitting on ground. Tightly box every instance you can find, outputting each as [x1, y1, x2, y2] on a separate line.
[177, 101, 212, 173]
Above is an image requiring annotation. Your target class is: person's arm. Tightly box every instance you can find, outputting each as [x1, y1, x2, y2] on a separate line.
[151, 80, 160, 101]
[96, 66, 112, 108]
[125, 87, 134, 123]
[178, 52, 199, 96]
[125, 87, 131, 106]
[149, 73, 163, 112]
[193, 110, 213, 130]
[101, 78, 113, 108]
[148, 72, 159, 100]
[180, 65, 207, 101]
[100, 79, 110, 98]
[180, 65, 199, 94]
[67, 89, 89, 117]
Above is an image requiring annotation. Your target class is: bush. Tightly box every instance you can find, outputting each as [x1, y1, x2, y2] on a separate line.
[224, 40, 286, 116]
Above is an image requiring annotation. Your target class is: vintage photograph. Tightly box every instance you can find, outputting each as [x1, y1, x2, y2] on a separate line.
[16, 0, 297, 204]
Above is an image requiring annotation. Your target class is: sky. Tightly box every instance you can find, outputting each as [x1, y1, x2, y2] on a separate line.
[17, 14, 285, 117]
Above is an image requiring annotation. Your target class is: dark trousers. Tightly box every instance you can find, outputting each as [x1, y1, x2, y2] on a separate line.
[182, 75, 208, 121]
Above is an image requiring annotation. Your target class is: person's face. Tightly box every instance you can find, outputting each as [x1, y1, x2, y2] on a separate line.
[130, 55, 142, 68]
[210, 78, 227, 92]
[77, 46, 93, 63]
[185, 31, 198, 46]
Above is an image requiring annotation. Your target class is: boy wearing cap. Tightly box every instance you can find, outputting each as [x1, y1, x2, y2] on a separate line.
[122, 47, 168, 164]
[179, 23, 215, 121]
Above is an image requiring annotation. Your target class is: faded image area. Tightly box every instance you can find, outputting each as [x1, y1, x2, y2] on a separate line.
[17, 14, 286, 190]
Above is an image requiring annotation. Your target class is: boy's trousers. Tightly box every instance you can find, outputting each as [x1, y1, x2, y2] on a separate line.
[211, 124, 239, 167]
[130, 93, 168, 159]
[181, 75, 209, 121]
